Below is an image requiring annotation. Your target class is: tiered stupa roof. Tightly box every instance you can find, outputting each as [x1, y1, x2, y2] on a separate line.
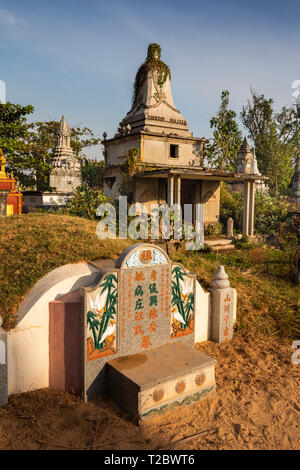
[118, 43, 193, 138]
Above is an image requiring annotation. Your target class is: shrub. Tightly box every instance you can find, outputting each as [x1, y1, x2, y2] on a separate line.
[81, 159, 105, 188]
[220, 183, 291, 236]
[235, 235, 251, 250]
[254, 192, 289, 235]
[220, 183, 243, 232]
[205, 222, 223, 236]
[63, 184, 109, 220]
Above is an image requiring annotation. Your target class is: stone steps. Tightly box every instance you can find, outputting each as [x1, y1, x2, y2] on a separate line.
[210, 244, 235, 251]
[205, 239, 235, 251]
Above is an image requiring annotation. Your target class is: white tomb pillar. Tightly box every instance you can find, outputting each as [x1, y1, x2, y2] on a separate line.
[0, 315, 8, 406]
[243, 180, 255, 236]
[167, 174, 174, 206]
[174, 175, 181, 205]
[209, 266, 237, 343]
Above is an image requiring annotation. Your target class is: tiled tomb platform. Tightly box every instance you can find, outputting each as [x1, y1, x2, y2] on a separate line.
[107, 342, 216, 424]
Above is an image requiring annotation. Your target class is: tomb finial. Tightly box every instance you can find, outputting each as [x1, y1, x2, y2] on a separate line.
[211, 265, 230, 289]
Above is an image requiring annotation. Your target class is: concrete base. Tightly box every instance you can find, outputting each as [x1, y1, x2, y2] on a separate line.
[205, 239, 235, 251]
[107, 342, 216, 424]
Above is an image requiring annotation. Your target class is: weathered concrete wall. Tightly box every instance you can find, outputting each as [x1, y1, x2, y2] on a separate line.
[103, 167, 123, 200]
[105, 137, 140, 166]
[202, 181, 220, 225]
[7, 263, 100, 395]
[49, 170, 81, 193]
[142, 136, 203, 167]
[134, 177, 158, 212]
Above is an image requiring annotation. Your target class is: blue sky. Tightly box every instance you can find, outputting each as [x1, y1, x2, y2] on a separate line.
[0, 0, 299, 159]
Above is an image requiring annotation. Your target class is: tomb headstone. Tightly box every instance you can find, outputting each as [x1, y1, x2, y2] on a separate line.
[81, 244, 197, 400]
[0, 315, 8, 407]
[227, 217, 234, 239]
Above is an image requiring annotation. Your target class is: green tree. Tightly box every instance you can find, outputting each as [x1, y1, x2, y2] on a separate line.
[0, 102, 101, 190]
[241, 89, 300, 197]
[0, 102, 35, 187]
[81, 158, 105, 188]
[205, 90, 242, 170]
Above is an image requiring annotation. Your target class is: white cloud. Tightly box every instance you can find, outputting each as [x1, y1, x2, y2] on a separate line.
[0, 9, 26, 27]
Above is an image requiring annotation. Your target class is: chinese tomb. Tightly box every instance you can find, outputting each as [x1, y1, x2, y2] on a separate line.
[3, 243, 237, 420]
[82, 244, 217, 423]
[0, 148, 23, 216]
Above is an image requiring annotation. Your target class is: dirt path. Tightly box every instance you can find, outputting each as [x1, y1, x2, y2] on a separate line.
[0, 332, 299, 450]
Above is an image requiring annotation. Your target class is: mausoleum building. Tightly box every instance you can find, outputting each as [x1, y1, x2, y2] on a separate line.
[102, 43, 267, 235]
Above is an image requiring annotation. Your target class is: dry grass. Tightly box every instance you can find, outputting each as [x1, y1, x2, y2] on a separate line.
[169, 245, 300, 339]
[0, 213, 133, 329]
[0, 213, 299, 339]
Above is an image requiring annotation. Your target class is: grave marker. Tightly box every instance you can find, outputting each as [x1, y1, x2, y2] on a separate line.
[210, 266, 235, 342]
[82, 244, 196, 400]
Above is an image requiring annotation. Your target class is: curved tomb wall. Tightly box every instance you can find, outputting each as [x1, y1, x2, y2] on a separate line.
[7, 262, 100, 395]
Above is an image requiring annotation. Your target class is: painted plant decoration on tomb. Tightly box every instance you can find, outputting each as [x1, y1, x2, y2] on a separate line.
[171, 265, 194, 338]
[86, 273, 118, 361]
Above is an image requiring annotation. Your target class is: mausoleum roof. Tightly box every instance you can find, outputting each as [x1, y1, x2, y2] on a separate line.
[135, 165, 268, 182]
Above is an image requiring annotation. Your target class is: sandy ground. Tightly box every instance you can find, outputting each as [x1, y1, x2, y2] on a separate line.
[0, 332, 299, 450]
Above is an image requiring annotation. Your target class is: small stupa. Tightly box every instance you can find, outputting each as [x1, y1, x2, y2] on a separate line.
[49, 116, 81, 193]
[236, 138, 266, 192]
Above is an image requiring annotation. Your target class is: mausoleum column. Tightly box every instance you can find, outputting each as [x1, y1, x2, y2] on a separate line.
[249, 181, 255, 236]
[167, 174, 174, 206]
[193, 182, 202, 228]
[243, 180, 255, 236]
[174, 175, 181, 205]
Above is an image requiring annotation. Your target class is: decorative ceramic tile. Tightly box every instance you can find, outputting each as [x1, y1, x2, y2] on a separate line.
[171, 264, 194, 338]
[86, 272, 118, 361]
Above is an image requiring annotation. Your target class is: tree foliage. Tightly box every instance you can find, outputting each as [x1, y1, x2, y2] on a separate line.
[205, 90, 242, 171]
[81, 158, 105, 189]
[220, 182, 290, 235]
[132, 43, 170, 106]
[118, 147, 140, 202]
[241, 89, 300, 197]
